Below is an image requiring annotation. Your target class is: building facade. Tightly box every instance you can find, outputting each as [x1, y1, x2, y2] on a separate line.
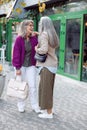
[0, 0, 87, 82]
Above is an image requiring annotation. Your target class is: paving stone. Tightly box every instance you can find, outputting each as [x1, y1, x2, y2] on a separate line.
[0, 62, 87, 130]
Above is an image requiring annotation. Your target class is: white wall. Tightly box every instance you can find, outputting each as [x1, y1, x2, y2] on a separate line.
[24, 0, 51, 6]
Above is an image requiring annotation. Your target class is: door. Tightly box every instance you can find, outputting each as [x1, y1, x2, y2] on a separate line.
[82, 14, 87, 82]
[50, 13, 84, 80]
[53, 20, 61, 68]
[64, 18, 81, 77]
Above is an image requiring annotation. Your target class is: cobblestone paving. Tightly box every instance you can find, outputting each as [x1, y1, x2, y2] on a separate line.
[0, 63, 87, 130]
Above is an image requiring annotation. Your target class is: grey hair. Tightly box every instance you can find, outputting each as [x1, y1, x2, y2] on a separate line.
[38, 16, 59, 48]
[18, 19, 34, 37]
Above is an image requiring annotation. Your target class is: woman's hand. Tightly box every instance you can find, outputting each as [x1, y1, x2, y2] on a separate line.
[32, 31, 40, 36]
[35, 45, 38, 51]
[16, 69, 21, 75]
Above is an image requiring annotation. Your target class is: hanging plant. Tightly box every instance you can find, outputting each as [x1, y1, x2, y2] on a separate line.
[15, 8, 22, 14]
[19, 2, 26, 7]
[26, 10, 38, 20]
[38, 1, 46, 13]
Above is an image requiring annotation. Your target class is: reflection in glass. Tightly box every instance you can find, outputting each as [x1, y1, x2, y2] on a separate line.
[53, 20, 60, 67]
[11, 22, 20, 60]
[64, 19, 81, 76]
[82, 15, 87, 82]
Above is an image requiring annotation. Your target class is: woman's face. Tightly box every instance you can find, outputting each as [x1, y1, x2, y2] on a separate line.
[27, 22, 34, 35]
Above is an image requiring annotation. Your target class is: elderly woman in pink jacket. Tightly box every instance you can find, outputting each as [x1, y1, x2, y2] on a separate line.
[12, 20, 40, 113]
[35, 16, 59, 119]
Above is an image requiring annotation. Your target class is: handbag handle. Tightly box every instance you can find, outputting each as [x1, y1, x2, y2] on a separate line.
[15, 75, 21, 81]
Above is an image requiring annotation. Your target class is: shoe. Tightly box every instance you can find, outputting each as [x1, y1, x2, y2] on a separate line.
[38, 112, 53, 119]
[40, 109, 54, 114]
[40, 109, 47, 113]
[33, 107, 41, 113]
[18, 107, 25, 113]
[32, 104, 41, 113]
[17, 102, 25, 113]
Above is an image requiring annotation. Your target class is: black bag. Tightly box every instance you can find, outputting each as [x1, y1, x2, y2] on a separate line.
[34, 53, 47, 62]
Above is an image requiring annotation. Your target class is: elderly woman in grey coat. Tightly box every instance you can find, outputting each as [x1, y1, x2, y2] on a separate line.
[35, 16, 59, 119]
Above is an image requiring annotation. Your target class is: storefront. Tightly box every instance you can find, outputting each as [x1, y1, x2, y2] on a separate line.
[24, 0, 87, 82]
[0, 15, 6, 47]
[0, 18, 21, 61]
[50, 11, 87, 82]
[0, 16, 7, 62]
[1, 0, 87, 82]
[5, 19, 21, 61]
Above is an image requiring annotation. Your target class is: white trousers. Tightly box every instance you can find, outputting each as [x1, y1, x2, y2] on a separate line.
[17, 66, 38, 110]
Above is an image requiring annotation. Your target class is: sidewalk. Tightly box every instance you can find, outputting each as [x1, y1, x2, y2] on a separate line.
[0, 62, 87, 130]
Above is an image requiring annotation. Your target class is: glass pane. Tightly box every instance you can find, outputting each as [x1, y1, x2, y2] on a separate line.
[64, 19, 81, 77]
[53, 20, 60, 67]
[12, 22, 20, 47]
[63, 1, 87, 13]
[82, 14, 87, 82]
[43, 1, 87, 15]
[12, 22, 20, 60]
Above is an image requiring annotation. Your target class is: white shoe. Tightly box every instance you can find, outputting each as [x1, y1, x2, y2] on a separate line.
[40, 109, 54, 114]
[38, 112, 53, 119]
[32, 104, 41, 113]
[17, 101, 25, 113]
[33, 107, 41, 113]
[18, 107, 25, 113]
[40, 109, 47, 113]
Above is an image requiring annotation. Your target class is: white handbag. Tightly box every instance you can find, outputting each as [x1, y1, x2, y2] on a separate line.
[7, 78, 28, 100]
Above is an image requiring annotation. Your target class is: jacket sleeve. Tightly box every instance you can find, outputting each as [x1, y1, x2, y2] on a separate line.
[36, 32, 48, 54]
[12, 37, 22, 69]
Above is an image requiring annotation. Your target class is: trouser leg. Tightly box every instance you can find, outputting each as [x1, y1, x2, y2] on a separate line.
[26, 66, 38, 109]
[39, 68, 55, 109]
[17, 66, 39, 111]
[17, 67, 26, 110]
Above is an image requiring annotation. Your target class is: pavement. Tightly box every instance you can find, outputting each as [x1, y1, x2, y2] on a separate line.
[0, 62, 87, 130]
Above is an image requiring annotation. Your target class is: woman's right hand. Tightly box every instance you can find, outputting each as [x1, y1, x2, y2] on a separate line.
[32, 31, 39, 36]
[16, 69, 21, 75]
